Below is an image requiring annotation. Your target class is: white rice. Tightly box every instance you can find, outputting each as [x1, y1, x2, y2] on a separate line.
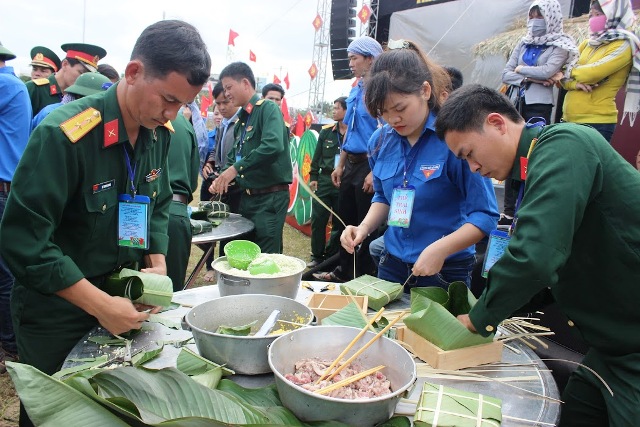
[214, 254, 305, 278]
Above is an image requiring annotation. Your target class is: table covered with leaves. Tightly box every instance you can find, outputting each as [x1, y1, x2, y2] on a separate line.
[6, 284, 560, 426]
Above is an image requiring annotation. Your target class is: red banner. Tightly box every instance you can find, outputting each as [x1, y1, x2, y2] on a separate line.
[249, 50, 256, 62]
[228, 29, 239, 46]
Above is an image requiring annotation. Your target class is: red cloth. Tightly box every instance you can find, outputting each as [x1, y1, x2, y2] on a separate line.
[228, 29, 239, 46]
[281, 97, 292, 125]
[284, 73, 290, 90]
[294, 113, 305, 137]
[273, 75, 281, 84]
[249, 50, 256, 62]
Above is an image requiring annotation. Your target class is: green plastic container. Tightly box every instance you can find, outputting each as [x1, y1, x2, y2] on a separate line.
[248, 258, 281, 275]
[224, 240, 261, 270]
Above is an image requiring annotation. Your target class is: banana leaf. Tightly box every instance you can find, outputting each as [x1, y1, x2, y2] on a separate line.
[177, 347, 235, 376]
[414, 382, 502, 427]
[321, 302, 394, 338]
[89, 336, 127, 346]
[119, 268, 173, 307]
[216, 320, 258, 336]
[340, 275, 403, 311]
[52, 355, 109, 379]
[404, 283, 493, 351]
[7, 362, 349, 426]
[147, 313, 182, 330]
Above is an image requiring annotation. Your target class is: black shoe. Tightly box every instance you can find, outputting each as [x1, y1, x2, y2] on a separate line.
[498, 213, 513, 226]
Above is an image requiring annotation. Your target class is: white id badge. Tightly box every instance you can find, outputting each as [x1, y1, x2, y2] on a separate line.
[334, 153, 341, 169]
[482, 229, 511, 278]
[117, 194, 150, 249]
[388, 185, 415, 228]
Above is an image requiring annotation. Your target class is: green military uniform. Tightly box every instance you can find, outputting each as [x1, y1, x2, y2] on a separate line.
[470, 123, 640, 426]
[309, 122, 342, 262]
[25, 73, 62, 117]
[226, 94, 292, 253]
[166, 114, 199, 291]
[0, 84, 172, 376]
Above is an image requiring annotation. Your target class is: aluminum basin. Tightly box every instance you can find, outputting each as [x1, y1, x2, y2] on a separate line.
[185, 294, 313, 374]
[268, 325, 417, 426]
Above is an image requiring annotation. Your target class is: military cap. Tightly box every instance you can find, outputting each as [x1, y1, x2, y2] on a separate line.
[30, 46, 62, 72]
[0, 41, 16, 61]
[61, 43, 107, 73]
[65, 72, 112, 97]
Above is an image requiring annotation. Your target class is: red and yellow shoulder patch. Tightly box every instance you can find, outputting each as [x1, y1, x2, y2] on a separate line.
[32, 78, 49, 86]
[59, 108, 102, 143]
[163, 121, 175, 133]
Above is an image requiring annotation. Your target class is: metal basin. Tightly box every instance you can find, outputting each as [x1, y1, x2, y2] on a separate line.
[268, 325, 417, 426]
[211, 255, 306, 299]
[185, 294, 313, 374]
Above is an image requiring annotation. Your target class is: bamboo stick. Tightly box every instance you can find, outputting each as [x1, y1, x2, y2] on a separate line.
[325, 311, 407, 381]
[343, 287, 376, 333]
[316, 308, 386, 383]
[315, 365, 385, 395]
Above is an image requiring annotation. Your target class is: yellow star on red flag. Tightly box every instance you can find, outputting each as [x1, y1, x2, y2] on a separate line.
[312, 13, 323, 31]
[308, 63, 318, 80]
[358, 4, 372, 24]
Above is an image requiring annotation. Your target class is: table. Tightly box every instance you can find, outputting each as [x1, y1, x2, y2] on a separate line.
[185, 213, 254, 290]
[64, 283, 560, 426]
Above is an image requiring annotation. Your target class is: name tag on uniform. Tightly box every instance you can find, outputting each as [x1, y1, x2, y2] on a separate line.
[482, 229, 511, 278]
[236, 154, 242, 162]
[117, 194, 150, 250]
[388, 185, 415, 228]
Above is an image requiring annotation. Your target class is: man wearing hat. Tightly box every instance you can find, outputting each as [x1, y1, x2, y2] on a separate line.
[315, 36, 383, 282]
[25, 42, 106, 117]
[29, 46, 61, 80]
[32, 72, 112, 130]
[0, 41, 31, 374]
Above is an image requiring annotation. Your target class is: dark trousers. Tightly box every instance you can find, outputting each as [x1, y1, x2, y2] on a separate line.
[310, 174, 340, 261]
[336, 160, 377, 280]
[239, 190, 289, 254]
[0, 190, 17, 355]
[166, 201, 192, 291]
[504, 103, 553, 216]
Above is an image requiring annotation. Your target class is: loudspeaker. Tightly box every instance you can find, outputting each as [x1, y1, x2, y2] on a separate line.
[330, 0, 357, 80]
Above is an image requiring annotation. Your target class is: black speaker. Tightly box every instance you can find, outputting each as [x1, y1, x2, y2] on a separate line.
[330, 0, 357, 80]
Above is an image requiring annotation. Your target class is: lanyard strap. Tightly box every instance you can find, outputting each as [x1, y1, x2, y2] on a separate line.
[401, 138, 422, 187]
[508, 128, 542, 235]
[238, 114, 252, 157]
[122, 145, 138, 196]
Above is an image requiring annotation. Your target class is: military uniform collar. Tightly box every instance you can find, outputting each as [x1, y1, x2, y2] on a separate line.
[49, 73, 62, 97]
[242, 94, 261, 116]
[102, 84, 156, 151]
[510, 125, 540, 183]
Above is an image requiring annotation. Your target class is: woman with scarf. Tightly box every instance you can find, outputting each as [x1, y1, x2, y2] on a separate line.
[500, 0, 577, 226]
[562, 0, 640, 141]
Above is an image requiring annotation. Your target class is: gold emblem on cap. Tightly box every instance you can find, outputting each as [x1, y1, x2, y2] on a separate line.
[34, 53, 44, 60]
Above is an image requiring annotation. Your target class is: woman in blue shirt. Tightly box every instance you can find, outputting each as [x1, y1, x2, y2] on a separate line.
[341, 41, 499, 289]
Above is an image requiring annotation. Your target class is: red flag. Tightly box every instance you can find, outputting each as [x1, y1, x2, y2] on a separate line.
[228, 29, 239, 46]
[281, 97, 292, 125]
[283, 73, 290, 90]
[200, 96, 213, 118]
[312, 13, 323, 31]
[294, 113, 305, 137]
[308, 63, 318, 80]
[358, 4, 372, 24]
[304, 111, 314, 128]
[273, 75, 281, 84]
[249, 50, 257, 62]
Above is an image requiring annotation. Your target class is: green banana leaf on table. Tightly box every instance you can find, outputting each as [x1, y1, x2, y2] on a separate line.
[102, 268, 173, 307]
[403, 282, 494, 351]
[414, 382, 502, 427]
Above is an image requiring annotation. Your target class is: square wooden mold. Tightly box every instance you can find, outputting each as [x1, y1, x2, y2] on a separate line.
[305, 293, 368, 322]
[396, 326, 503, 370]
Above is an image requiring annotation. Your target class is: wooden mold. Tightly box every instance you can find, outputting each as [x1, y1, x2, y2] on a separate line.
[305, 293, 368, 322]
[396, 326, 503, 370]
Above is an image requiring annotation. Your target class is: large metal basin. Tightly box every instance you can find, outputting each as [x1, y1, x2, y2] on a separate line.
[211, 255, 305, 299]
[268, 325, 417, 426]
[185, 294, 313, 374]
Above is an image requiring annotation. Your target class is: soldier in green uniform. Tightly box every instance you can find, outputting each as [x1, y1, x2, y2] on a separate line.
[308, 96, 347, 267]
[435, 84, 640, 427]
[0, 20, 210, 427]
[28, 46, 61, 80]
[25, 42, 106, 117]
[166, 112, 199, 291]
[211, 62, 292, 254]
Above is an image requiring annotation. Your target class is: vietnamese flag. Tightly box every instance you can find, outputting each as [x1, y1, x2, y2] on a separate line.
[249, 50, 257, 62]
[304, 111, 314, 128]
[283, 73, 290, 90]
[273, 75, 281, 84]
[281, 97, 292, 125]
[228, 29, 239, 46]
[200, 96, 213, 118]
[294, 113, 305, 137]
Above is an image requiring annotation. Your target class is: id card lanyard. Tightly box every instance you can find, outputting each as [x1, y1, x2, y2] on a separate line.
[236, 113, 252, 162]
[118, 145, 150, 249]
[334, 126, 344, 169]
[482, 124, 543, 277]
[388, 139, 421, 228]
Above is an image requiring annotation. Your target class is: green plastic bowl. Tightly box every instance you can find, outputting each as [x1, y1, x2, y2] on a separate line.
[248, 258, 281, 275]
[224, 240, 261, 270]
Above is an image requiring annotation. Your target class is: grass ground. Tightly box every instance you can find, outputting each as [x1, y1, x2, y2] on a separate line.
[0, 223, 311, 427]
